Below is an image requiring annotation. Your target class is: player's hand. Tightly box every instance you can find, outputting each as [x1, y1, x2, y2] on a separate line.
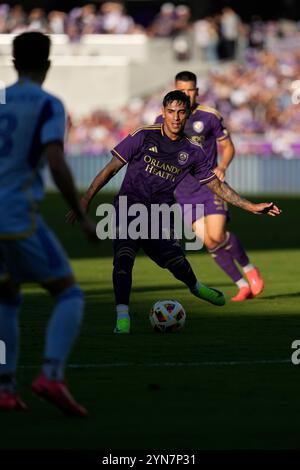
[213, 166, 226, 182]
[251, 202, 282, 216]
[65, 197, 90, 225]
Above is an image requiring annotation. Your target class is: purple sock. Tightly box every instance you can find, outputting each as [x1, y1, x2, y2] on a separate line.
[209, 242, 243, 283]
[226, 232, 250, 267]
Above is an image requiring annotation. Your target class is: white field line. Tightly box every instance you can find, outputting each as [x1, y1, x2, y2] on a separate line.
[19, 359, 291, 369]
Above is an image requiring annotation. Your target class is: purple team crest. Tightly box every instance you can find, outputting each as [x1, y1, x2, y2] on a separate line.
[192, 121, 204, 133]
[178, 151, 189, 165]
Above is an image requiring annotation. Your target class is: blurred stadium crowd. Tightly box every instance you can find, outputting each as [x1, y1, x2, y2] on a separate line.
[1, 1, 300, 157]
[66, 47, 300, 158]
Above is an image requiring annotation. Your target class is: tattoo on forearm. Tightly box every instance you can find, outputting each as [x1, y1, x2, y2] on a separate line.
[207, 179, 253, 211]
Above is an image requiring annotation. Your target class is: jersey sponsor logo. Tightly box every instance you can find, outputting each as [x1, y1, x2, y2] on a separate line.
[144, 155, 182, 182]
[190, 135, 205, 144]
[178, 152, 189, 165]
[149, 146, 158, 153]
[192, 121, 204, 133]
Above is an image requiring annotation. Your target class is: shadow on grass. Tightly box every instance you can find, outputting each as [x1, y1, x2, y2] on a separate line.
[257, 291, 300, 300]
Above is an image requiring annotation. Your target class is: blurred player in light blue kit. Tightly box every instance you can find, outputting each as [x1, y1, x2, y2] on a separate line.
[0, 32, 96, 416]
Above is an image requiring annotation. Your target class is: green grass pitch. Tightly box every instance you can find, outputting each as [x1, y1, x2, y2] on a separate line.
[1, 193, 300, 450]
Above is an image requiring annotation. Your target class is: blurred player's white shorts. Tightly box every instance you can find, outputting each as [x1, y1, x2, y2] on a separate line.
[0, 216, 72, 284]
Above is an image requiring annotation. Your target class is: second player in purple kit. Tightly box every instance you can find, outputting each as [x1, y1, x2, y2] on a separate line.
[66, 90, 281, 334]
[156, 71, 265, 301]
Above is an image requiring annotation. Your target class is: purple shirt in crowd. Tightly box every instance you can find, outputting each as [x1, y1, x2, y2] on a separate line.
[111, 124, 216, 206]
[155, 105, 229, 204]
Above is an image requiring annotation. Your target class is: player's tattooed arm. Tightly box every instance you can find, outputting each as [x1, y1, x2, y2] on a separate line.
[83, 157, 124, 208]
[206, 179, 281, 216]
[65, 156, 125, 224]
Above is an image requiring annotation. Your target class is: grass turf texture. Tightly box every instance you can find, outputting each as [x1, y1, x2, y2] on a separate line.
[1, 193, 300, 450]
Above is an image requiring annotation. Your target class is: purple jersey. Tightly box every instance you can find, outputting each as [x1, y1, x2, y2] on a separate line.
[155, 105, 230, 212]
[111, 124, 216, 206]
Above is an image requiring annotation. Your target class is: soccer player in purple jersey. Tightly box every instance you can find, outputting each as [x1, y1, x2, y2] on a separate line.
[155, 71, 265, 301]
[67, 91, 281, 334]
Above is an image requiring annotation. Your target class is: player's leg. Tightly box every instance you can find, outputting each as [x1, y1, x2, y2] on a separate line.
[112, 239, 139, 333]
[200, 213, 252, 301]
[142, 237, 225, 306]
[1, 218, 87, 416]
[204, 212, 263, 298]
[0, 270, 27, 411]
[32, 274, 87, 417]
[222, 231, 264, 297]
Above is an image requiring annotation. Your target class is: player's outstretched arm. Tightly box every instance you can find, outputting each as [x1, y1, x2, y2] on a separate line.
[45, 142, 97, 240]
[65, 156, 125, 224]
[206, 178, 282, 216]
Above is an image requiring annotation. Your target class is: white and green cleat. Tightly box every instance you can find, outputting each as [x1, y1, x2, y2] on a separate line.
[114, 317, 130, 334]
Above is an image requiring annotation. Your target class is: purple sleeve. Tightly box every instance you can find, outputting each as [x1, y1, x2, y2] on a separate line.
[111, 129, 145, 164]
[210, 114, 230, 142]
[154, 114, 163, 124]
[193, 148, 217, 185]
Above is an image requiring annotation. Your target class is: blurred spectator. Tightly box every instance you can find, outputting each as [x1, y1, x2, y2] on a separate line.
[100, 1, 135, 34]
[6, 4, 26, 33]
[219, 7, 240, 60]
[172, 4, 192, 60]
[148, 2, 175, 37]
[48, 11, 66, 34]
[248, 15, 265, 50]
[0, 4, 9, 33]
[28, 8, 47, 32]
[194, 17, 219, 62]
[80, 4, 99, 35]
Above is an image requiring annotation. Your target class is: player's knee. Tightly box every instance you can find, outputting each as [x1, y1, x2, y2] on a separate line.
[205, 233, 226, 250]
[42, 275, 77, 297]
[56, 283, 84, 304]
[113, 247, 136, 272]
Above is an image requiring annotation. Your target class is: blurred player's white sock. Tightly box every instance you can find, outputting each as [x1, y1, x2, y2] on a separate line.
[242, 263, 255, 273]
[43, 284, 84, 380]
[116, 304, 129, 319]
[236, 278, 249, 288]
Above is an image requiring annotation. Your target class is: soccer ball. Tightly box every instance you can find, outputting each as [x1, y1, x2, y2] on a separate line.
[150, 300, 186, 332]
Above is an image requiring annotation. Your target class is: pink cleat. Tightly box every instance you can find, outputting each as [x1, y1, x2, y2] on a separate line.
[32, 373, 88, 417]
[0, 390, 27, 411]
[245, 267, 264, 297]
[231, 286, 252, 302]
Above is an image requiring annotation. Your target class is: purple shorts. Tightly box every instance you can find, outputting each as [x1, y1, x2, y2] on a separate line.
[176, 183, 230, 224]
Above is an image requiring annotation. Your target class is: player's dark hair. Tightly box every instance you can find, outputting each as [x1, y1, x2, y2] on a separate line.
[163, 90, 191, 113]
[13, 32, 50, 71]
[175, 71, 197, 84]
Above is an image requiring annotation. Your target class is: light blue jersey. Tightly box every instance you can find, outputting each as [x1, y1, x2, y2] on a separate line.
[0, 78, 72, 284]
[0, 78, 65, 239]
